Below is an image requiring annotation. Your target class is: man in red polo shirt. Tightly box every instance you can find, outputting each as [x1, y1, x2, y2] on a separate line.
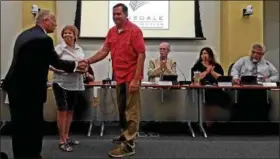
[86, 3, 146, 158]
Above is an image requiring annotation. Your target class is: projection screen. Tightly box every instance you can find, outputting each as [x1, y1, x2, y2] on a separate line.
[79, 1, 199, 39]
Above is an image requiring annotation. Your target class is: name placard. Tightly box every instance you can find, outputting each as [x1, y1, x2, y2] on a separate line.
[158, 81, 173, 86]
[262, 82, 277, 87]
[141, 82, 153, 85]
[111, 81, 117, 85]
[218, 82, 233, 87]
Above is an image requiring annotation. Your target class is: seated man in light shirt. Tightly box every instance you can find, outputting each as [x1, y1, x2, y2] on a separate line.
[147, 42, 177, 81]
[231, 44, 279, 84]
[229, 44, 277, 123]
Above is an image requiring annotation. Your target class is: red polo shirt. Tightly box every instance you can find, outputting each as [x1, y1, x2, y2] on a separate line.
[104, 20, 146, 84]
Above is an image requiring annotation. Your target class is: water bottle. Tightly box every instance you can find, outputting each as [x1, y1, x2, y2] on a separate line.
[193, 71, 201, 85]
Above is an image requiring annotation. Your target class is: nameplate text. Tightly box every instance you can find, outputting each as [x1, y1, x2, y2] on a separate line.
[262, 82, 277, 87]
[158, 81, 173, 86]
[218, 82, 233, 87]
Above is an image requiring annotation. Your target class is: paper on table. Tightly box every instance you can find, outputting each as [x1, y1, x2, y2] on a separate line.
[5, 94, 9, 104]
[141, 81, 153, 85]
[263, 82, 277, 87]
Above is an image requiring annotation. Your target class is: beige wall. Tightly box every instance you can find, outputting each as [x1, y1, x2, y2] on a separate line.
[21, 1, 57, 80]
[57, 1, 221, 81]
[220, 1, 264, 74]
[264, 1, 279, 71]
[1, 1, 268, 80]
[1, 1, 22, 78]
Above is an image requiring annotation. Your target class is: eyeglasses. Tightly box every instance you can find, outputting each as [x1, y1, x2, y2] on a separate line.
[252, 50, 263, 56]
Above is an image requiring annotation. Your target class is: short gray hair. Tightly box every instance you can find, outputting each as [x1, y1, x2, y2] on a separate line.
[35, 9, 51, 24]
[252, 44, 266, 53]
[160, 42, 171, 50]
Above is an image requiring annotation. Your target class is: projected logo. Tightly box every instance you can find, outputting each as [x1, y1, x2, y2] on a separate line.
[129, 1, 149, 11]
[109, 1, 169, 30]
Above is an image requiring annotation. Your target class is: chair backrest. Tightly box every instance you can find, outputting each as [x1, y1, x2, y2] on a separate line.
[0, 152, 8, 159]
[228, 63, 235, 76]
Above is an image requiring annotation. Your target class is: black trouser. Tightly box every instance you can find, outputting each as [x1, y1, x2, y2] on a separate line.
[116, 83, 128, 130]
[8, 92, 44, 159]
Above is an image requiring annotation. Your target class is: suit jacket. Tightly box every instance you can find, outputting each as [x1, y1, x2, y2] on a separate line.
[147, 58, 177, 81]
[2, 25, 76, 103]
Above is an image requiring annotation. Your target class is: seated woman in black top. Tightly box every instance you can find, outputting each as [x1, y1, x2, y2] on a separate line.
[191, 47, 223, 84]
[191, 47, 229, 127]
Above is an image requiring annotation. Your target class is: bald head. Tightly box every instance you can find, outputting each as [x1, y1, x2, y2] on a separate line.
[159, 42, 170, 60]
[35, 9, 57, 33]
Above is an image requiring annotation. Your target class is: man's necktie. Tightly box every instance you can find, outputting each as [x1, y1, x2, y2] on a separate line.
[252, 62, 258, 76]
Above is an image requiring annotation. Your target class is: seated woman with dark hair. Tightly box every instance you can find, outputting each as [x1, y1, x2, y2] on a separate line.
[191, 47, 223, 84]
[191, 47, 230, 127]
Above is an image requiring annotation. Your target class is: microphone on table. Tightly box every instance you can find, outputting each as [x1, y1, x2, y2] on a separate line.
[265, 62, 278, 73]
[102, 58, 112, 85]
[265, 62, 279, 83]
[174, 62, 190, 85]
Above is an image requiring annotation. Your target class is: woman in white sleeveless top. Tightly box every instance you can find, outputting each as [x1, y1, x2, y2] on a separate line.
[50, 25, 89, 152]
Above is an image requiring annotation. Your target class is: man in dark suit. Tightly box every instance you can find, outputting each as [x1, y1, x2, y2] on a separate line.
[2, 10, 87, 159]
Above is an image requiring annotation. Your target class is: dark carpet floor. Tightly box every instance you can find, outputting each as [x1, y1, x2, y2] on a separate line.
[1, 122, 280, 158]
[1, 135, 279, 159]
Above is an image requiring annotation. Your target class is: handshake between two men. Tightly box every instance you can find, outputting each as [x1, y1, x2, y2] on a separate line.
[50, 59, 90, 74]
[75, 59, 89, 73]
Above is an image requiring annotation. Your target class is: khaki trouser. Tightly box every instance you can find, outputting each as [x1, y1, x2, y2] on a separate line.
[116, 83, 141, 141]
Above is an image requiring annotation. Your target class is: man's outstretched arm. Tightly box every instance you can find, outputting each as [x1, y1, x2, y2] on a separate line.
[87, 47, 110, 64]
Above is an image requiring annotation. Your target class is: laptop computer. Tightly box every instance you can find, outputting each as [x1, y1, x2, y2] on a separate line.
[161, 75, 178, 85]
[162, 75, 178, 81]
[217, 76, 233, 82]
[240, 75, 257, 85]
